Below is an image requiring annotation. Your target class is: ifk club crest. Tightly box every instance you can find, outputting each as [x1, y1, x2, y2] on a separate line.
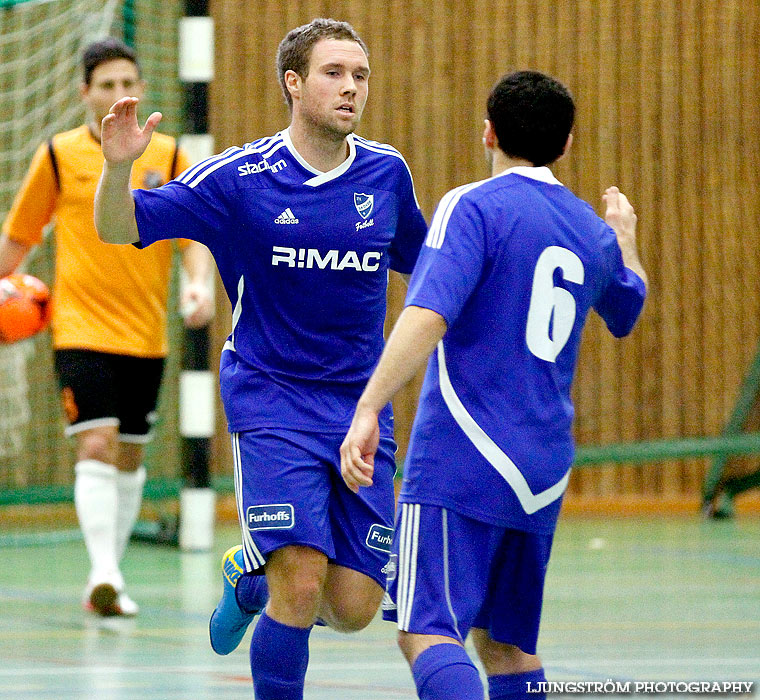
[354, 192, 374, 219]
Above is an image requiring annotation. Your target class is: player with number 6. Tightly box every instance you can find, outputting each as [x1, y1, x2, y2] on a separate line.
[340, 70, 647, 700]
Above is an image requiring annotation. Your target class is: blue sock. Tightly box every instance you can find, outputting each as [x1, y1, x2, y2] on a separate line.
[489, 668, 546, 700]
[249, 612, 311, 700]
[412, 643, 484, 700]
[236, 573, 268, 614]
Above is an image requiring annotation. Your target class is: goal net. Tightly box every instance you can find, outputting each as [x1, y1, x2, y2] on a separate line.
[0, 0, 185, 511]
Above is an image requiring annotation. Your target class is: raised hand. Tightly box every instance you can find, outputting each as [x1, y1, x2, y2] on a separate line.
[603, 186, 637, 248]
[101, 96, 162, 166]
[603, 186, 647, 287]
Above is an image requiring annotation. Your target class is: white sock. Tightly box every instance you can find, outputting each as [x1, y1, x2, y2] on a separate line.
[74, 459, 123, 589]
[115, 465, 146, 563]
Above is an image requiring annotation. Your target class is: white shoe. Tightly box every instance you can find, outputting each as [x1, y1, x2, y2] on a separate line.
[83, 583, 139, 617]
[116, 592, 139, 616]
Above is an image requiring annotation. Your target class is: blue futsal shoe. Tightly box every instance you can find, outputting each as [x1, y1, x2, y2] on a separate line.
[209, 545, 258, 655]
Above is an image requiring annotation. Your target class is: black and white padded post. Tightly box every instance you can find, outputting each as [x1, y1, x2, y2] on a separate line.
[177, 0, 216, 552]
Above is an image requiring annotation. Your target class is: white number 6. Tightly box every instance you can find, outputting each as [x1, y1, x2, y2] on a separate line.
[525, 246, 585, 362]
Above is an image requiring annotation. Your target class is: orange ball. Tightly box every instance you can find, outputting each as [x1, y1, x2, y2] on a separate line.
[0, 274, 51, 343]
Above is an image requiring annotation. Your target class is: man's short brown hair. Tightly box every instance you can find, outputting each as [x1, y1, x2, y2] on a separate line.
[276, 18, 368, 109]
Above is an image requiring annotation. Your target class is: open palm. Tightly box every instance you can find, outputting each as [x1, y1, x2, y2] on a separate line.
[101, 96, 162, 165]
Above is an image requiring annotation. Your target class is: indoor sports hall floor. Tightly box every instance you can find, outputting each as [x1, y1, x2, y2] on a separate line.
[0, 517, 758, 699]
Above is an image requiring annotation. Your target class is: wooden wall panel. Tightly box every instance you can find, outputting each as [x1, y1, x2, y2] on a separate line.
[617, 0, 645, 496]
[677, 0, 703, 494]
[207, 0, 760, 503]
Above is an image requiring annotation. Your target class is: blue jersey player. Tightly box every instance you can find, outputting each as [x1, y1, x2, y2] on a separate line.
[94, 19, 427, 700]
[341, 71, 647, 700]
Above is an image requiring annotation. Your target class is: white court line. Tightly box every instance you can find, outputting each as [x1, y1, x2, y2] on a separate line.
[0, 660, 409, 677]
[549, 658, 760, 668]
[3, 658, 758, 679]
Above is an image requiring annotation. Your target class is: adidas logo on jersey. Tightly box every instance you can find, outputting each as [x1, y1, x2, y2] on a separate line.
[274, 208, 299, 224]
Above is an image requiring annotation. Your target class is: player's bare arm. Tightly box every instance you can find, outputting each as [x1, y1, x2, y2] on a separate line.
[603, 186, 648, 288]
[95, 96, 162, 245]
[180, 242, 215, 329]
[340, 306, 447, 493]
[0, 234, 31, 278]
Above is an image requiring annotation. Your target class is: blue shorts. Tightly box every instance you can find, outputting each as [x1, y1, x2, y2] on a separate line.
[383, 503, 554, 655]
[232, 428, 397, 587]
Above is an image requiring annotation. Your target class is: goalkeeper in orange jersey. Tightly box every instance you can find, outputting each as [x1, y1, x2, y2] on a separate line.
[0, 37, 214, 616]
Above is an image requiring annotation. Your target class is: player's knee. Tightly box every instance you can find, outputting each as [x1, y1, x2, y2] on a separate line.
[396, 630, 436, 664]
[77, 429, 118, 464]
[475, 637, 540, 675]
[344, 602, 376, 631]
[320, 573, 383, 631]
[397, 630, 414, 660]
[478, 639, 518, 667]
[323, 597, 377, 632]
[266, 545, 329, 621]
[284, 576, 324, 610]
[267, 581, 323, 628]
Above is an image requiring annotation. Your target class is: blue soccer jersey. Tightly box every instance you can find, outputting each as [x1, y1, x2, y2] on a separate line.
[132, 129, 427, 434]
[400, 167, 646, 533]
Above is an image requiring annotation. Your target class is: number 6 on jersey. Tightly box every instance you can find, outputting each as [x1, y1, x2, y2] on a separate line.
[525, 245, 584, 362]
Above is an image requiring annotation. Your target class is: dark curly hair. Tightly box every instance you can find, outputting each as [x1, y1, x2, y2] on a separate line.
[487, 70, 574, 167]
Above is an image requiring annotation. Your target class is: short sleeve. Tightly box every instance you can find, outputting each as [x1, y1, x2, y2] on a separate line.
[594, 232, 647, 337]
[405, 189, 486, 326]
[387, 164, 427, 274]
[173, 148, 196, 252]
[2, 141, 58, 247]
[133, 174, 229, 250]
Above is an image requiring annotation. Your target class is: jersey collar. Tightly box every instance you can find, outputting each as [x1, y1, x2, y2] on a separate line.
[281, 128, 357, 187]
[497, 165, 563, 186]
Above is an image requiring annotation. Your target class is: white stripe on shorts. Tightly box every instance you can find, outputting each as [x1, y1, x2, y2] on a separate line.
[441, 508, 462, 641]
[64, 417, 119, 438]
[398, 503, 421, 631]
[397, 504, 410, 628]
[232, 432, 265, 570]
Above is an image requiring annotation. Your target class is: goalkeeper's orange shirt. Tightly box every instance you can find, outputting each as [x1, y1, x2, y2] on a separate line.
[2, 125, 190, 357]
